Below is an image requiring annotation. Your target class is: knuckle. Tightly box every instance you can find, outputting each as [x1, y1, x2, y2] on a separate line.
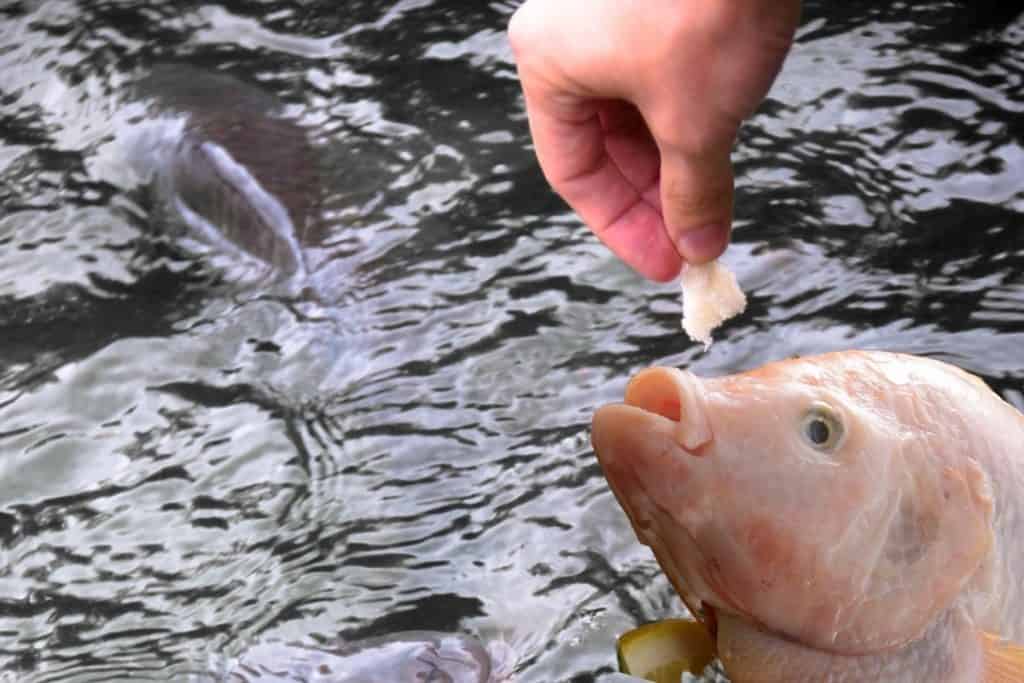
[663, 180, 732, 218]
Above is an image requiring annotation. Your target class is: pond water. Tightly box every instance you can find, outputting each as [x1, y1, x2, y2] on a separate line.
[1, 1, 1022, 681]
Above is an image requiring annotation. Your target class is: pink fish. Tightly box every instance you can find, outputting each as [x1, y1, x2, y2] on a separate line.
[592, 351, 1024, 682]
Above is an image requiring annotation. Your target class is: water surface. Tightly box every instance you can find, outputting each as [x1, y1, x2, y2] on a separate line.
[0, 1, 1022, 681]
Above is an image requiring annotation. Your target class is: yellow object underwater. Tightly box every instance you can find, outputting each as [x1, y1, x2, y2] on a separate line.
[616, 618, 716, 682]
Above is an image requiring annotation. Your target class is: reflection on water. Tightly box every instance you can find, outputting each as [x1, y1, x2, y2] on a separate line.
[0, 1, 1022, 681]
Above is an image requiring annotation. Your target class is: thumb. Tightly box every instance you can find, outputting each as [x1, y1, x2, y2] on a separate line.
[659, 148, 734, 265]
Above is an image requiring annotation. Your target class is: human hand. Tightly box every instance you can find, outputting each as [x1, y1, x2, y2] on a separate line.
[509, 0, 800, 281]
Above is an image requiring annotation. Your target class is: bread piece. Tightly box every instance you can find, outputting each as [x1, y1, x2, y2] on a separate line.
[680, 260, 747, 349]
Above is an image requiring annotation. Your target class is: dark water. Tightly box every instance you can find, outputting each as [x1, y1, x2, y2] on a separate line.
[0, 1, 1022, 681]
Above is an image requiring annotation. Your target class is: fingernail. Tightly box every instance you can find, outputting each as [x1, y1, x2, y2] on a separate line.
[676, 224, 728, 263]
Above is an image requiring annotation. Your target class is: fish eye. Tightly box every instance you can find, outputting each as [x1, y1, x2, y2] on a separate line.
[800, 403, 844, 452]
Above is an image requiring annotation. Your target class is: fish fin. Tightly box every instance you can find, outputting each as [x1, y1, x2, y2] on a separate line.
[981, 631, 1024, 682]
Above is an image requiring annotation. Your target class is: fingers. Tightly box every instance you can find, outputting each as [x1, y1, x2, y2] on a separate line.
[658, 148, 734, 265]
[509, 0, 799, 278]
[516, 87, 683, 281]
[521, 95, 683, 281]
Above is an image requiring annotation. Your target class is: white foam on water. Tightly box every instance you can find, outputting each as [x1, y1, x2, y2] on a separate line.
[193, 5, 347, 59]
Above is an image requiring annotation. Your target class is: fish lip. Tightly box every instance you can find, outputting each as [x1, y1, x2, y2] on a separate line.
[622, 367, 713, 451]
[614, 403, 686, 444]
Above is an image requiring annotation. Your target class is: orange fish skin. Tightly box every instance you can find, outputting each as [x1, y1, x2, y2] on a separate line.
[592, 351, 1024, 682]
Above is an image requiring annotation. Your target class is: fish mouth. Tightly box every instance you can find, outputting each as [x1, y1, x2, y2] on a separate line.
[593, 367, 731, 637]
[621, 367, 713, 451]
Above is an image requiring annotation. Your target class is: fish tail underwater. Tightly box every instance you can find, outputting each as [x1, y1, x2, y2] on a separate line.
[0, 2, 1023, 683]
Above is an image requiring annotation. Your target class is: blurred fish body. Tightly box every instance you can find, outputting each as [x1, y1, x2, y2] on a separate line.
[121, 64, 322, 277]
[592, 351, 1024, 682]
[203, 631, 514, 683]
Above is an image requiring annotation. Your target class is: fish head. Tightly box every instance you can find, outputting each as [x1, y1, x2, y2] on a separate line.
[592, 352, 994, 655]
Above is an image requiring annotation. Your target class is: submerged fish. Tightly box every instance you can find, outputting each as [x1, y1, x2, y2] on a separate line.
[201, 630, 514, 682]
[592, 351, 1024, 682]
[122, 64, 323, 276]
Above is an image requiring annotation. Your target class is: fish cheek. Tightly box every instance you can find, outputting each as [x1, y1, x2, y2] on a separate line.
[855, 462, 994, 651]
[690, 510, 798, 620]
[881, 493, 938, 569]
[743, 514, 799, 583]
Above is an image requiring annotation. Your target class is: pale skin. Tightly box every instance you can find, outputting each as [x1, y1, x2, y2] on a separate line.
[508, 0, 802, 282]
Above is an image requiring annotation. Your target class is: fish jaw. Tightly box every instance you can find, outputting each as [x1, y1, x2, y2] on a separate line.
[592, 367, 734, 629]
[592, 400, 722, 627]
[592, 358, 997, 657]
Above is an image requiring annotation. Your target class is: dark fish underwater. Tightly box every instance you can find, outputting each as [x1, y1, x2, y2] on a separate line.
[123, 63, 327, 278]
[0, 64, 328, 389]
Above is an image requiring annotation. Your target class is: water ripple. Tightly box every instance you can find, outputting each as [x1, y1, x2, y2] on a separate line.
[0, 1, 1021, 682]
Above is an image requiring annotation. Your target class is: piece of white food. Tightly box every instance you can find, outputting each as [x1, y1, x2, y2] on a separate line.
[680, 260, 747, 349]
